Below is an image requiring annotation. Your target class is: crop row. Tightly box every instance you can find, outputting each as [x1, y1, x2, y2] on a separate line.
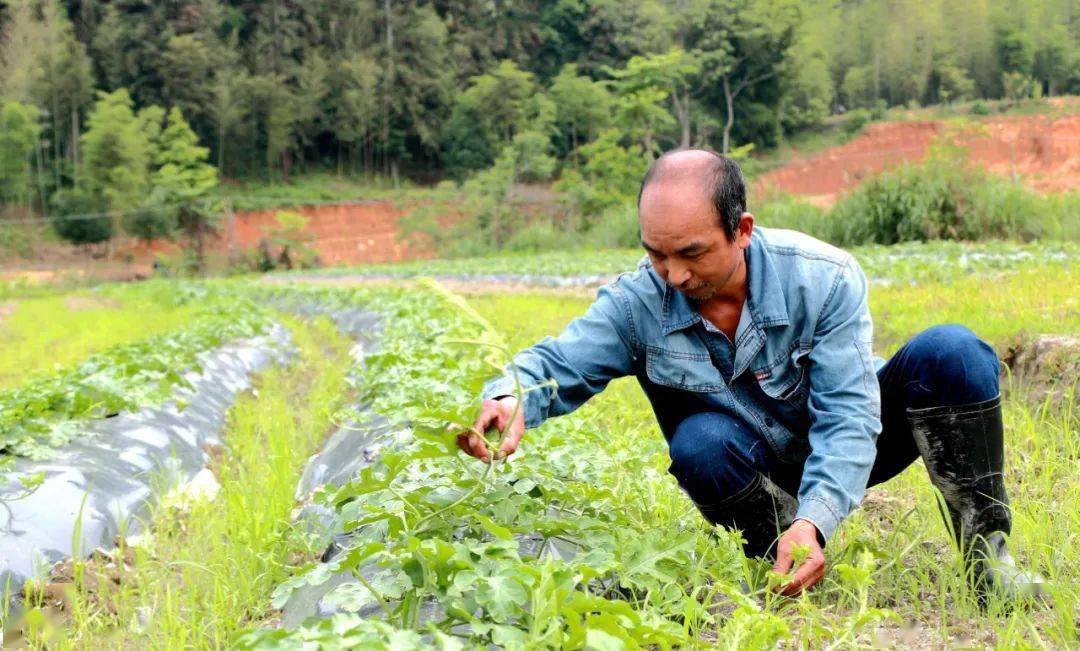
[296, 240, 1077, 286]
[0, 285, 271, 461]
[236, 284, 892, 649]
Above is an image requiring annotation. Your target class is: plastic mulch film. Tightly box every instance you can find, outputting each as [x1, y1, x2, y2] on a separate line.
[275, 272, 614, 289]
[277, 309, 583, 628]
[0, 324, 294, 604]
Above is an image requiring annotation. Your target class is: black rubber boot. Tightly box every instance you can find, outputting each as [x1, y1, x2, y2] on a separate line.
[698, 471, 798, 561]
[907, 395, 1051, 607]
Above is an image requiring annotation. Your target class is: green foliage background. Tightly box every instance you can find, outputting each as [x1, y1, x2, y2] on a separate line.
[1, 0, 1076, 186]
[0, 0, 1076, 259]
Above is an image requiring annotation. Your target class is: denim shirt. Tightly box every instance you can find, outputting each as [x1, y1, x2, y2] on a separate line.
[482, 227, 883, 542]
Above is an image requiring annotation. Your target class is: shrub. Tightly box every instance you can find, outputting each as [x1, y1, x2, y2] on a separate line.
[753, 194, 829, 240]
[554, 129, 646, 225]
[842, 109, 871, 136]
[828, 157, 1068, 245]
[869, 99, 888, 121]
[50, 189, 113, 246]
[503, 220, 578, 252]
[583, 202, 640, 249]
[0, 223, 29, 259]
[262, 211, 320, 270]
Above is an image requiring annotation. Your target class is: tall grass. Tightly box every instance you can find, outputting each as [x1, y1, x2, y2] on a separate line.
[758, 163, 1078, 247]
[826, 160, 1078, 245]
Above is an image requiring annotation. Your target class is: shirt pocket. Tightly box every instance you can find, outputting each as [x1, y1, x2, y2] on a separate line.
[645, 346, 726, 392]
[753, 344, 811, 403]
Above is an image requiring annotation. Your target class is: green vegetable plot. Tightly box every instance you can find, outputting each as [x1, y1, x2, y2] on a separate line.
[0, 286, 270, 459]
[0, 281, 205, 389]
[235, 285, 893, 649]
[314, 240, 1077, 286]
[7, 263, 1076, 648]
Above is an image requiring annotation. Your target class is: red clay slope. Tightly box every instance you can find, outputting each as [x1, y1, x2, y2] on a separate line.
[224, 201, 426, 266]
[753, 113, 1079, 206]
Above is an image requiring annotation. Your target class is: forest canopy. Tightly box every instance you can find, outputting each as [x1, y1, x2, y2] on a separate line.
[0, 0, 1076, 203]
[0, 0, 1075, 256]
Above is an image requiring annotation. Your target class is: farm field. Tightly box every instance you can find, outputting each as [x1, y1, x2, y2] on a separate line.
[0, 282, 206, 390]
[3, 0, 1078, 646]
[304, 240, 1079, 287]
[2, 240, 1076, 649]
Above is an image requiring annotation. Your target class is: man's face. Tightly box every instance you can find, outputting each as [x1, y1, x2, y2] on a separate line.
[639, 177, 752, 301]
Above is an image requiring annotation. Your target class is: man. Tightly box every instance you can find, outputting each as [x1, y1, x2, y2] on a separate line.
[458, 148, 1049, 604]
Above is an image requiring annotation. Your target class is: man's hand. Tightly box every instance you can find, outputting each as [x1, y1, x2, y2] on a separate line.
[772, 519, 826, 597]
[458, 396, 525, 463]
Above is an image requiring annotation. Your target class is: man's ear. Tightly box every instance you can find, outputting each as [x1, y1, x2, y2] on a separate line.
[735, 212, 754, 248]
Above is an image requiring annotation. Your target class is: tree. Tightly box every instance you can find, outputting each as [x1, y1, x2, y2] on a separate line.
[779, 35, 832, 131]
[0, 101, 41, 205]
[548, 63, 613, 159]
[377, 2, 453, 179]
[1032, 25, 1073, 96]
[208, 67, 247, 175]
[507, 93, 558, 183]
[265, 84, 298, 182]
[81, 89, 156, 215]
[331, 54, 380, 173]
[150, 107, 219, 269]
[205, 31, 247, 175]
[441, 60, 538, 176]
[684, 0, 801, 154]
[608, 48, 699, 151]
[613, 87, 673, 158]
[160, 34, 215, 128]
[292, 53, 331, 170]
[0, 2, 43, 104]
[578, 0, 676, 75]
[0, 1, 93, 187]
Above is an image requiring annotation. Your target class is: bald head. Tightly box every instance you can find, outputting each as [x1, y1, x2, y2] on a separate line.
[637, 148, 747, 241]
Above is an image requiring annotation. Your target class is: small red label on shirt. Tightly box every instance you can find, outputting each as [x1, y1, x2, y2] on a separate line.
[754, 370, 771, 380]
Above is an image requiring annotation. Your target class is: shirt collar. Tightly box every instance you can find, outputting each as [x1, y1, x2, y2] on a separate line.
[659, 229, 790, 336]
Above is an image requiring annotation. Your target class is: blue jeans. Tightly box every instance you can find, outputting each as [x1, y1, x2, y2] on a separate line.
[668, 325, 1001, 543]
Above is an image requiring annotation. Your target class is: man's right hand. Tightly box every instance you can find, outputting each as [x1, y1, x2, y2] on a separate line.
[459, 396, 525, 463]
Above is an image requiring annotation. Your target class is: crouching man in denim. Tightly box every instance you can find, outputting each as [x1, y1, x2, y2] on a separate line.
[460, 148, 1049, 605]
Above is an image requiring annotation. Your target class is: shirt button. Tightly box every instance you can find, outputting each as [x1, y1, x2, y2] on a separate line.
[765, 417, 775, 427]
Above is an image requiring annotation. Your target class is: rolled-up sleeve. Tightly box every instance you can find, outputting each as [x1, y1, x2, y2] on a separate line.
[481, 283, 636, 429]
[794, 256, 882, 542]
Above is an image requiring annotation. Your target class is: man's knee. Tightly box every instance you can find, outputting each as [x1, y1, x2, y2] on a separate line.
[903, 324, 1000, 404]
[669, 412, 759, 487]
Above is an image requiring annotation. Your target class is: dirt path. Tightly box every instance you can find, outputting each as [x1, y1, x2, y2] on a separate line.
[264, 274, 598, 298]
[64, 296, 122, 311]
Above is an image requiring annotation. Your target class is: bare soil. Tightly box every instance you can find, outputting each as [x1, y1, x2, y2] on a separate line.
[223, 201, 428, 266]
[1001, 334, 1080, 406]
[64, 295, 123, 311]
[754, 112, 1080, 206]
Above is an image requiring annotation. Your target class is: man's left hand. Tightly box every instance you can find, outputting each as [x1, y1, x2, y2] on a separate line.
[772, 519, 826, 596]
